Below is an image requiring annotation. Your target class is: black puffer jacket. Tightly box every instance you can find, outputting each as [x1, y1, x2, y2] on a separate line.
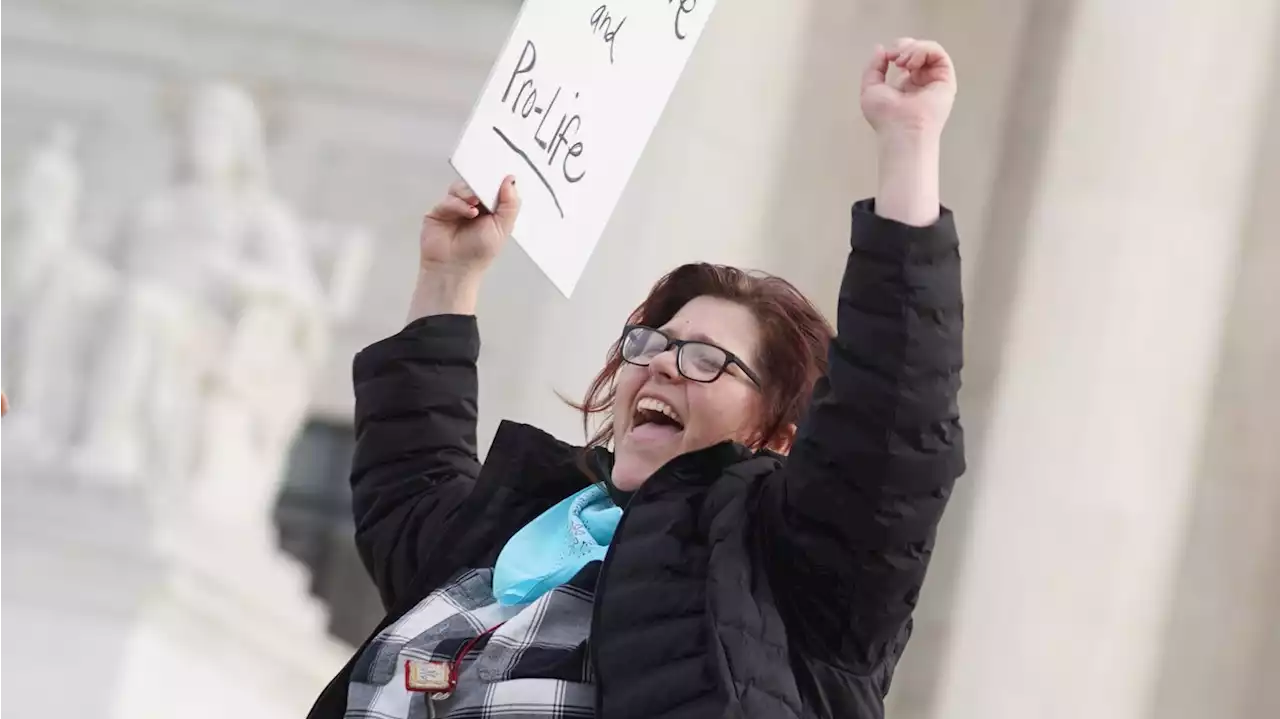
[306, 200, 965, 719]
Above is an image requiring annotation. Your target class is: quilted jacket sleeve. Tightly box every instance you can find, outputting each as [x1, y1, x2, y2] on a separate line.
[761, 200, 965, 674]
[348, 314, 483, 610]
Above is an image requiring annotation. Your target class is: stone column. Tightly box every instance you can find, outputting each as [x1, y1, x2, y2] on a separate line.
[1148, 25, 1280, 718]
[930, 1, 1280, 718]
[1236, 61, 1280, 712]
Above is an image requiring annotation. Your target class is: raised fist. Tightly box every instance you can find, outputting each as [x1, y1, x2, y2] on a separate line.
[860, 38, 957, 138]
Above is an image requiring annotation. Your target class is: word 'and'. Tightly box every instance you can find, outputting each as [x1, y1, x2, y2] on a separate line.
[590, 0, 702, 63]
[493, 0, 705, 218]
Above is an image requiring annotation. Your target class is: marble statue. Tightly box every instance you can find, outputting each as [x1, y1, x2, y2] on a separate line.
[3, 124, 81, 304]
[2, 86, 370, 719]
[82, 82, 369, 719]
[188, 219, 371, 539]
[69, 81, 350, 519]
[1, 125, 118, 457]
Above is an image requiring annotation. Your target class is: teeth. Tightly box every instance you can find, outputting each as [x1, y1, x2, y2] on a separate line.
[636, 397, 682, 425]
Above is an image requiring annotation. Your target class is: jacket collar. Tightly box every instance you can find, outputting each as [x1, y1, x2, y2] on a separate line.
[484, 420, 756, 503]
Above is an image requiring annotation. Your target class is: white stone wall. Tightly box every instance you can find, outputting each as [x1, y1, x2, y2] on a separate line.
[928, 2, 1280, 718]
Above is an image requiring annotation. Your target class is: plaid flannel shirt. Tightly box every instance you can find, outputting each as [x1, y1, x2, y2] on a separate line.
[345, 566, 599, 719]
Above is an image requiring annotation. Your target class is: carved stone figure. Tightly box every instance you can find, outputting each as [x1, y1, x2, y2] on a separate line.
[71, 83, 322, 498]
[1, 125, 117, 456]
[3, 124, 81, 304]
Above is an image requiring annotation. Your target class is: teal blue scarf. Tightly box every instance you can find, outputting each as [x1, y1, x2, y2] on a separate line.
[492, 483, 623, 606]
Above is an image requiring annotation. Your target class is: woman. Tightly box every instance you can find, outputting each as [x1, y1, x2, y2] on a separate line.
[310, 38, 964, 719]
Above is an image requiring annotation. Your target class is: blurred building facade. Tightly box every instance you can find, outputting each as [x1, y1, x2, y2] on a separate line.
[2, 1, 1278, 718]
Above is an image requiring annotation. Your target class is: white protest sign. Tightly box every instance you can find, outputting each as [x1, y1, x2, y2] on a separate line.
[450, 0, 720, 297]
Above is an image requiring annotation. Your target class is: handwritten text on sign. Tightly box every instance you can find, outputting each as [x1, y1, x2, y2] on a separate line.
[450, 0, 719, 297]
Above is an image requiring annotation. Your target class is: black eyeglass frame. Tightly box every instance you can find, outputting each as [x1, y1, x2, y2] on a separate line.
[619, 324, 763, 387]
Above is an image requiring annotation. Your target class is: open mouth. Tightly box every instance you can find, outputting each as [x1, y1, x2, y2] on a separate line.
[631, 396, 685, 436]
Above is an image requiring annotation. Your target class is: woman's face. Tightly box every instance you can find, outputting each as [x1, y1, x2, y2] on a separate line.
[610, 295, 763, 492]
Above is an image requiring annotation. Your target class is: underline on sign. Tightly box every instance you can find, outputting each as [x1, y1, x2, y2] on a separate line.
[492, 126, 565, 219]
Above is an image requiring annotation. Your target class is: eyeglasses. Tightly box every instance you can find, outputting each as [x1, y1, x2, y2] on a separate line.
[619, 325, 762, 386]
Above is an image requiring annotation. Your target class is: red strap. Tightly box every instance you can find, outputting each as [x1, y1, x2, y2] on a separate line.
[445, 623, 507, 694]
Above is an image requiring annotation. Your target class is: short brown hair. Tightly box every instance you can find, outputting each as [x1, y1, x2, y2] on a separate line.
[570, 263, 834, 451]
